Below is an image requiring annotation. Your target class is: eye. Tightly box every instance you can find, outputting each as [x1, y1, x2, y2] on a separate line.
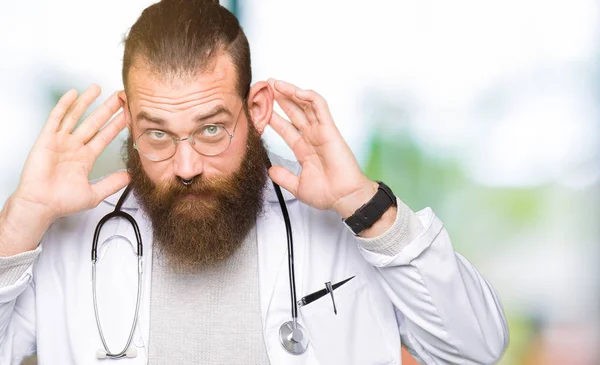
[200, 124, 224, 137]
[147, 130, 168, 140]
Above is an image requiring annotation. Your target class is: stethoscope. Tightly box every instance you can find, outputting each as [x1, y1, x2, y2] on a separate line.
[91, 163, 309, 359]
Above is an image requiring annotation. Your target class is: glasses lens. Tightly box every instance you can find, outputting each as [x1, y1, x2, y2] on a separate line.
[136, 130, 176, 161]
[191, 124, 232, 156]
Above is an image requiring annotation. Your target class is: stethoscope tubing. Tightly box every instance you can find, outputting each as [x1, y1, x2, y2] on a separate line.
[266, 164, 300, 323]
[91, 159, 308, 358]
[91, 185, 144, 359]
[91, 186, 142, 262]
[92, 256, 143, 358]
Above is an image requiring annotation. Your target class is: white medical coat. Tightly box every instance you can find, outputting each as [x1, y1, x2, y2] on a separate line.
[0, 156, 508, 365]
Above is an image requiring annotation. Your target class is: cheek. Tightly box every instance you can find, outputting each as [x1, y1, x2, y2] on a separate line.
[203, 151, 244, 177]
[215, 123, 249, 174]
[140, 158, 168, 183]
[200, 120, 250, 177]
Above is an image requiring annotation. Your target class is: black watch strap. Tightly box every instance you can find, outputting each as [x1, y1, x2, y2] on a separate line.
[342, 181, 397, 235]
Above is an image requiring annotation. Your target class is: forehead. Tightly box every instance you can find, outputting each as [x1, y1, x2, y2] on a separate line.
[126, 53, 240, 112]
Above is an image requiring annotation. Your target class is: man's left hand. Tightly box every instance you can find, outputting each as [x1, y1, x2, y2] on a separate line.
[266, 79, 379, 219]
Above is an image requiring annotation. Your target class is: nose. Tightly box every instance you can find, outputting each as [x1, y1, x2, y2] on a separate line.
[172, 139, 204, 181]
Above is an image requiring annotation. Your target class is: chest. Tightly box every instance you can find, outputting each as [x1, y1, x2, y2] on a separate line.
[32, 203, 401, 365]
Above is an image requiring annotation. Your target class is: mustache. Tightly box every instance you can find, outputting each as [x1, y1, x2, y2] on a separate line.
[149, 173, 242, 202]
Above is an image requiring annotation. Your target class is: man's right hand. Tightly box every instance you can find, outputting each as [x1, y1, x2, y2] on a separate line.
[0, 84, 131, 257]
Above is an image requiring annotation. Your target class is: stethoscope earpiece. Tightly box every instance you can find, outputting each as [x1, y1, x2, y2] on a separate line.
[125, 347, 138, 358]
[96, 349, 107, 359]
[96, 347, 138, 360]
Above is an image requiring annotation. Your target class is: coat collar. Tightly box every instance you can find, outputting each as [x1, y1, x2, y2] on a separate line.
[102, 153, 299, 210]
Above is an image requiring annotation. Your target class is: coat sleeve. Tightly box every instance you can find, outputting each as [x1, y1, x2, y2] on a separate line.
[0, 247, 39, 365]
[356, 207, 509, 365]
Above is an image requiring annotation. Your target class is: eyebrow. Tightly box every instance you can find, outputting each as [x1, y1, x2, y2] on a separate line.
[136, 105, 233, 126]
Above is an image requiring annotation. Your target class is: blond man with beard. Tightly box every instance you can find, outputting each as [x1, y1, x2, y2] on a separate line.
[0, 1, 508, 364]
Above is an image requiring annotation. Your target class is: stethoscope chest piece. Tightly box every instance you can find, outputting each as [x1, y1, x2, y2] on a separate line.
[279, 321, 309, 355]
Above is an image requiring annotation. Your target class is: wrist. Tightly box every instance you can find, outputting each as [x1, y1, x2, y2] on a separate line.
[356, 205, 397, 239]
[337, 181, 398, 238]
[333, 180, 379, 219]
[11, 193, 57, 225]
[0, 195, 55, 256]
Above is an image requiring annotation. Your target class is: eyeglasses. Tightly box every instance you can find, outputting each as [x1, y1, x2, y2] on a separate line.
[133, 105, 244, 162]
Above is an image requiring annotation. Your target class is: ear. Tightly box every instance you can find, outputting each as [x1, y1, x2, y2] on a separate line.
[118, 90, 133, 133]
[247, 81, 273, 135]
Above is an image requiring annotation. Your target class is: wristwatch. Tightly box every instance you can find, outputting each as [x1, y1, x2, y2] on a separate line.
[342, 181, 397, 235]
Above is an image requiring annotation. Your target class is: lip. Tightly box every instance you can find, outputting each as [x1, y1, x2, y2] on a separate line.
[181, 191, 214, 199]
[182, 193, 202, 199]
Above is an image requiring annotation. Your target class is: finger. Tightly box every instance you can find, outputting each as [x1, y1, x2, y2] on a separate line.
[58, 84, 102, 133]
[270, 111, 316, 162]
[273, 89, 313, 130]
[268, 165, 299, 197]
[269, 110, 303, 148]
[271, 79, 306, 101]
[86, 111, 127, 157]
[91, 171, 131, 207]
[73, 91, 122, 143]
[294, 89, 332, 125]
[269, 79, 314, 129]
[43, 89, 78, 133]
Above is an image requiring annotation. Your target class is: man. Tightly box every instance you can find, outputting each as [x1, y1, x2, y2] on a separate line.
[0, 0, 508, 364]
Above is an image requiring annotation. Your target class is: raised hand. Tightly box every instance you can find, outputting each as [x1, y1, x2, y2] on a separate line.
[266, 79, 379, 219]
[0, 84, 130, 256]
[15, 84, 130, 218]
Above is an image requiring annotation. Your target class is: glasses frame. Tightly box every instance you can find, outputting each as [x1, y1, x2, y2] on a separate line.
[133, 105, 245, 162]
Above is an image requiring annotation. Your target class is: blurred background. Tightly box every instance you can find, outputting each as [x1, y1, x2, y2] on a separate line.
[2, 0, 599, 364]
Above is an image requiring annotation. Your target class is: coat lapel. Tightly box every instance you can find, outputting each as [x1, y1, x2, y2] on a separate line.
[256, 185, 296, 325]
[257, 154, 303, 324]
[256, 173, 318, 364]
[134, 206, 154, 362]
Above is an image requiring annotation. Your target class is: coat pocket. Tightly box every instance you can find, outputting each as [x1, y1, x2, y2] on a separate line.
[299, 275, 396, 365]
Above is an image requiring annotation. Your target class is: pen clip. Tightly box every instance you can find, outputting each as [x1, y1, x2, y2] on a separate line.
[297, 276, 355, 311]
[325, 281, 337, 315]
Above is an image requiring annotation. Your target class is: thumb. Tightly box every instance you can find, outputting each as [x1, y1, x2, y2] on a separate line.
[268, 166, 299, 198]
[91, 171, 131, 207]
